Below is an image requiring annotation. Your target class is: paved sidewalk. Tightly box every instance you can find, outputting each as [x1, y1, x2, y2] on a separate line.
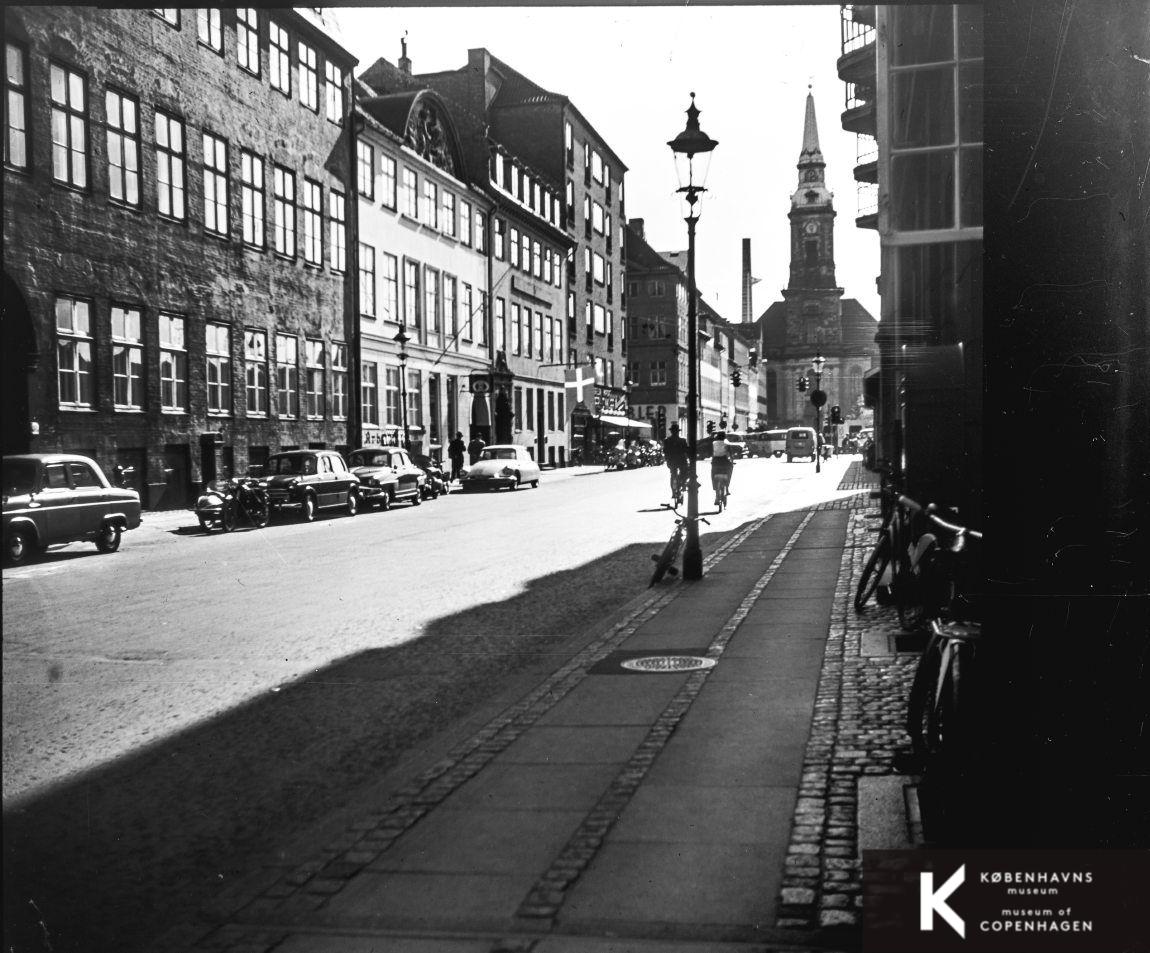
[156, 463, 903, 953]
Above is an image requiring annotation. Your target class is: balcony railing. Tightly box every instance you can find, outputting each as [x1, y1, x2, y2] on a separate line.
[841, 4, 875, 56]
[856, 133, 877, 165]
[857, 181, 878, 217]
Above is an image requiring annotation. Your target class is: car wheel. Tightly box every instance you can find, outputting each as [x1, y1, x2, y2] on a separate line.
[411, 490, 421, 506]
[5, 528, 35, 566]
[346, 490, 358, 517]
[378, 491, 391, 512]
[95, 523, 122, 554]
[787, 455, 793, 462]
[512, 472, 521, 490]
[302, 494, 318, 522]
[531, 479, 539, 488]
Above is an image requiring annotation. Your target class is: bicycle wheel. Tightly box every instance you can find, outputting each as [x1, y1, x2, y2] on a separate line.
[905, 627, 945, 762]
[249, 492, 270, 528]
[927, 636, 973, 762]
[220, 498, 238, 533]
[650, 526, 684, 586]
[897, 534, 938, 632]
[854, 532, 892, 612]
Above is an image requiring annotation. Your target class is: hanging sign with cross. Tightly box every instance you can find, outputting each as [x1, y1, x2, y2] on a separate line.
[564, 365, 595, 410]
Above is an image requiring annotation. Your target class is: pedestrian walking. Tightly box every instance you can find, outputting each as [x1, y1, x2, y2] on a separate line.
[467, 435, 486, 466]
[447, 431, 466, 481]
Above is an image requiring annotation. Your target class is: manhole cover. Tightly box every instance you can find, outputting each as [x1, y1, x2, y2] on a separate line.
[619, 655, 716, 673]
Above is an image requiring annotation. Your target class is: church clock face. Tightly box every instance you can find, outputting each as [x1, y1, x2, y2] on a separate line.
[804, 221, 819, 235]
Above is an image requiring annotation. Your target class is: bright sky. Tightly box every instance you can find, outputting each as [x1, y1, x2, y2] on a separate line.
[330, 3, 880, 323]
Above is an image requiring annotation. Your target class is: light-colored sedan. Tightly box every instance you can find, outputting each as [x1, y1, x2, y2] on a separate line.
[458, 444, 541, 491]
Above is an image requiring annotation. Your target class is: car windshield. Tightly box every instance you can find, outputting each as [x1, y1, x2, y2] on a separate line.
[350, 451, 390, 468]
[267, 454, 314, 475]
[2, 460, 38, 496]
[480, 448, 517, 461]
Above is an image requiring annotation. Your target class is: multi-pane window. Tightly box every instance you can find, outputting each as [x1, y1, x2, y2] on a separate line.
[154, 111, 185, 219]
[105, 90, 139, 205]
[302, 179, 321, 264]
[111, 306, 144, 410]
[361, 362, 379, 426]
[459, 201, 472, 247]
[206, 323, 232, 414]
[521, 232, 531, 272]
[565, 120, 574, 167]
[56, 296, 93, 407]
[509, 227, 520, 267]
[407, 370, 422, 426]
[565, 181, 574, 223]
[421, 179, 438, 228]
[461, 283, 473, 341]
[593, 252, 605, 284]
[478, 297, 488, 346]
[511, 303, 522, 355]
[592, 150, 603, 183]
[202, 132, 228, 235]
[401, 168, 417, 217]
[494, 218, 506, 260]
[197, 9, 222, 51]
[331, 343, 347, 420]
[297, 41, 317, 111]
[444, 275, 457, 342]
[245, 329, 269, 416]
[357, 141, 373, 200]
[475, 210, 487, 252]
[650, 360, 668, 385]
[384, 366, 401, 425]
[381, 252, 398, 321]
[534, 311, 544, 358]
[152, 9, 179, 26]
[441, 191, 456, 237]
[50, 63, 87, 187]
[358, 243, 375, 317]
[380, 155, 397, 209]
[269, 21, 290, 94]
[305, 338, 324, 418]
[592, 201, 604, 234]
[237, 8, 259, 76]
[324, 61, 343, 123]
[276, 334, 299, 418]
[159, 313, 188, 411]
[403, 260, 420, 327]
[532, 240, 542, 279]
[241, 150, 264, 246]
[495, 298, 506, 353]
[424, 266, 440, 334]
[329, 189, 345, 272]
[272, 165, 295, 256]
[5, 43, 28, 169]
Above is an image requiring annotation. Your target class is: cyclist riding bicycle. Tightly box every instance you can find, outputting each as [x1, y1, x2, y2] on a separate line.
[662, 423, 689, 501]
[710, 430, 734, 505]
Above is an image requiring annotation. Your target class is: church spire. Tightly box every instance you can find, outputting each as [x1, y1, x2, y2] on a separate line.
[800, 85, 822, 159]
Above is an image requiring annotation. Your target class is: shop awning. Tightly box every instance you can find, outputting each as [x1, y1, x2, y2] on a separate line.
[596, 413, 652, 430]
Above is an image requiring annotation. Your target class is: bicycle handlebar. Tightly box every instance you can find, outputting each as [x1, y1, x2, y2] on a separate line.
[661, 502, 715, 523]
[924, 503, 982, 540]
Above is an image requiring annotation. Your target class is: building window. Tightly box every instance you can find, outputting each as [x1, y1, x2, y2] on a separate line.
[510, 304, 521, 355]
[421, 179, 438, 228]
[380, 154, 397, 209]
[55, 296, 92, 408]
[159, 312, 187, 411]
[583, 141, 591, 182]
[383, 366, 401, 425]
[202, 132, 228, 235]
[493, 217, 506, 260]
[650, 361, 668, 386]
[269, 21, 290, 94]
[361, 361, 378, 426]
[152, 9, 179, 26]
[297, 40, 317, 111]
[154, 111, 185, 219]
[381, 252, 398, 322]
[206, 323, 232, 415]
[592, 149, 603, 184]
[197, 9, 222, 52]
[565, 180, 574, 224]
[403, 260, 421, 327]
[424, 266, 440, 334]
[564, 120, 574, 168]
[534, 310, 544, 358]
[105, 90, 140, 205]
[532, 240, 542, 279]
[356, 141, 374, 200]
[406, 369, 422, 426]
[592, 201, 604, 233]
[331, 343, 347, 420]
[272, 165, 295, 256]
[459, 201, 472, 247]
[5, 43, 28, 170]
[475, 210, 487, 252]
[302, 178, 322, 265]
[461, 283, 473, 341]
[441, 191, 456, 237]
[237, 8, 259, 75]
[242, 329, 268, 416]
[401, 167, 418, 217]
[509, 226, 520, 268]
[495, 298, 506, 353]
[50, 63, 87, 188]
[444, 275, 457, 341]
[325, 61, 343, 123]
[594, 303, 606, 334]
[241, 150, 264, 246]
[329, 188, 345, 272]
[305, 339, 324, 418]
[358, 243, 375, 317]
[111, 305, 144, 410]
[276, 333, 299, 418]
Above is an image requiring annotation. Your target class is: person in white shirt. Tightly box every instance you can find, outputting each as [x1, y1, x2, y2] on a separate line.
[710, 431, 734, 505]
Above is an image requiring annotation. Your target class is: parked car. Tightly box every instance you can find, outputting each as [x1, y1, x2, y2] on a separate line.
[2, 453, 142, 565]
[458, 444, 541, 491]
[263, 449, 360, 521]
[411, 453, 449, 499]
[785, 427, 818, 462]
[347, 447, 424, 509]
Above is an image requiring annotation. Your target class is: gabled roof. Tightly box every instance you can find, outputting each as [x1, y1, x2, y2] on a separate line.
[755, 297, 878, 351]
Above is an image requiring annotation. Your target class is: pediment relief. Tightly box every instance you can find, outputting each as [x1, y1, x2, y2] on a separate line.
[405, 98, 456, 176]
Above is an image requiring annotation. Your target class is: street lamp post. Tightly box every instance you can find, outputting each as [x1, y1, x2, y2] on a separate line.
[810, 350, 827, 474]
[669, 92, 718, 581]
[395, 328, 411, 452]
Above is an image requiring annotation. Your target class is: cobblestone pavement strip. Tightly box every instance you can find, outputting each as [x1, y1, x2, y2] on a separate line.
[163, 516, 778, 953]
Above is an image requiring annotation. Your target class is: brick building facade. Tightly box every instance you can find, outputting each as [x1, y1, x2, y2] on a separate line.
[2, 8, 356, 507]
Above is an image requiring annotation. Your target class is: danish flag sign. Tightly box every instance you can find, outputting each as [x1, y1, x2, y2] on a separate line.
[565, 365, 595, 409]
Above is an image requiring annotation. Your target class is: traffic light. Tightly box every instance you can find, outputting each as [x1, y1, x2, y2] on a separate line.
[656, 406, 666, 432]
[706, 420, 715, 435]
[796, 375, 809, 392]
[830, 405, 843, 425]
[748, 348, 758, 370]
[731, 370, 742, 387]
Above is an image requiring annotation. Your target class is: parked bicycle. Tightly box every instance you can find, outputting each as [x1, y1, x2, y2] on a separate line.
[649, 501, 718, 586]
[854, 466, 907, 612]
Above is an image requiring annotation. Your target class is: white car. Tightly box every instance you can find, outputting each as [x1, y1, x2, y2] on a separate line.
[459, 445, 541, 491]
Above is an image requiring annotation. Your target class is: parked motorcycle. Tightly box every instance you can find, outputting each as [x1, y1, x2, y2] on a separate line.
[196, 477, 270, 532]
[411, 453, 450, 499]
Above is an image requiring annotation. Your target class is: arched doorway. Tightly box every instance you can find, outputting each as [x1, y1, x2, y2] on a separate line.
[2, 273, 38, 455]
